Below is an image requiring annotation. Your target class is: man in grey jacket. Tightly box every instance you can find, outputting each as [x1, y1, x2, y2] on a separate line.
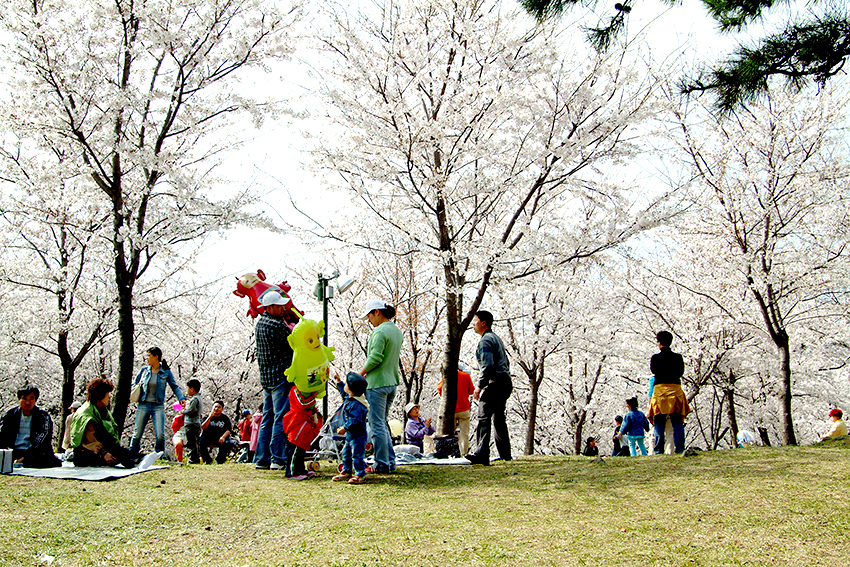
[465, 310, 513, 465]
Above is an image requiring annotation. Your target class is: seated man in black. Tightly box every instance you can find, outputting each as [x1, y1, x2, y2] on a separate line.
[0, 385, 61, 468]
[199, 400, 236, 464]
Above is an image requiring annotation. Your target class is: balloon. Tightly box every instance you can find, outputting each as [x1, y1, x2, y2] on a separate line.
[232, 269, 303, 326]
[285, 316, 335, 398]
[388, 419, 403, 439]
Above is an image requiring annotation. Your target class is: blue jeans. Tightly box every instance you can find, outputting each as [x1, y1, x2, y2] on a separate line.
[627, 435, 647, 456]
[653, 413, 685, 454]
[343, 430, 367, 477]
[366, 385, 397, 471]
[130, 401, 165, 453]
[254, 380, 292, 470]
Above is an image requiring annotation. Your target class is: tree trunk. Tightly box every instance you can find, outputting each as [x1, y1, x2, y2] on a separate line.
[777, 339, 797, 445]
[724, 371, 739, 449]
[435, 183, 461, 438]
[758, 427, 772, 447]
[437, 318, 461, 437]
[749, 278, 797, 446]
[112, 279, 135, 432]
[524, 364, 540, 456]
[573, 412, 585, 455]
[57, 331, 75, 451]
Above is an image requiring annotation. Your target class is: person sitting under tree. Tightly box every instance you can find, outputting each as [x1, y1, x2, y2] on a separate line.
[0, 386, 61, 468]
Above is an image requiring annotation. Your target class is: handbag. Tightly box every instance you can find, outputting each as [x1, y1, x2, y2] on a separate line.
[434, 435, 461, 459]
[129, 381, 142, 403]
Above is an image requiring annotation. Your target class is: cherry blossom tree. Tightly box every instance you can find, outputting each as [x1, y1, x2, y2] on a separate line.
[667, 86, 850, 444]
[0, 138, 116, 444]
[320, 239, 445, 425]
[496, 259, 627, 454]
[1, 0, 301, 428]
[311, 0, 673, 436]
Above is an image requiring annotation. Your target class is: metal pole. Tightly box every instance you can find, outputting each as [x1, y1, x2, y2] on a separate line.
[320, 275, 329, 421]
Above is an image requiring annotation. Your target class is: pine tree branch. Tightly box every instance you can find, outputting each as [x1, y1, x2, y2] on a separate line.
[680, 14, 850, 113]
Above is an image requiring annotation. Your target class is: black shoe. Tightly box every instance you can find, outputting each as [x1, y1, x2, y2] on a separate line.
[465, 453, 490, 465]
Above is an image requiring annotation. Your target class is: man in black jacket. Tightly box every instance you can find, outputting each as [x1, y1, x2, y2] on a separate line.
[0, 386, 61, 468]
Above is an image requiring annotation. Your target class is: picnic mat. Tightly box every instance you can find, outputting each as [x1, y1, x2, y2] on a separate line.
[11, 462, 167, 481]
[10, 452, 166, 481]
[398, 457, 473, 465]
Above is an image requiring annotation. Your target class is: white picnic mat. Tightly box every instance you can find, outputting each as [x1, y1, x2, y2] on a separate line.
[9, 452, 166, 481]
[398, 457, 473, 465]
[10, 462, 167, 481]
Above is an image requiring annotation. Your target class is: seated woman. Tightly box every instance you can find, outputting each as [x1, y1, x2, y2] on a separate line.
[822, 408, 848, 440]
[581, 437, 599, 456]
[0, 385, 61, 468]
[70, 378, 144, 468]
[404, 402, 434, 453]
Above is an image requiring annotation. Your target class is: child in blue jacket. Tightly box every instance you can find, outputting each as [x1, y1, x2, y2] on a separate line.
[620, 396, 650, 456]
[332, 372, 370, 484]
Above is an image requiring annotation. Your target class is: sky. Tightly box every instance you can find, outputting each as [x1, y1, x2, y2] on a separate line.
[193, 0, 745, 312]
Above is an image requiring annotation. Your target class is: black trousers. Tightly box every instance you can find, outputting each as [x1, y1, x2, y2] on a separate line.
[13, 447, 61, 468]
[199, 435, 234, 464]
[290, 446, 306, 476]
[73, 443, 141, 468]
[184, 424, 201, 464]
[471, 382, 513, 460]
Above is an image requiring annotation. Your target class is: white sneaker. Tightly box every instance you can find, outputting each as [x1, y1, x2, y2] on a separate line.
[138, 451, 162, 470]
[270, 463, 285, 471]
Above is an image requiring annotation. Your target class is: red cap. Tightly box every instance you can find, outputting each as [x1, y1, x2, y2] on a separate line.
[829, 408, 843, 418]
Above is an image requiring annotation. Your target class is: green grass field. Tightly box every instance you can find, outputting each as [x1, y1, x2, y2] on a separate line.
[2, 441, 848, 566]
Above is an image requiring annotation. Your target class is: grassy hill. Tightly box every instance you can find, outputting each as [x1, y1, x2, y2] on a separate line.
[2, 442, 848, 566]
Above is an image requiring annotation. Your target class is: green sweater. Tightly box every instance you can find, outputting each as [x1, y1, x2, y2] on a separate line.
[363, 321, 403, 390]
[70, 401, 119, 448]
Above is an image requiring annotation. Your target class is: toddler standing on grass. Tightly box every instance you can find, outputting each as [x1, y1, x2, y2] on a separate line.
[171, 409, 186, 463]
[620, 396, 650, 456]
[332, 372, 369, 485]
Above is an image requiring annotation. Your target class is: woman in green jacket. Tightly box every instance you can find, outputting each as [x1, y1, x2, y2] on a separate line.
[359, 300, 403, 474]
[71, 378, 144, 468]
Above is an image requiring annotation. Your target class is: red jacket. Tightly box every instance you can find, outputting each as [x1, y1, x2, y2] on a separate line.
[438, 371, 475, 414]
[281, 388, 322, 450]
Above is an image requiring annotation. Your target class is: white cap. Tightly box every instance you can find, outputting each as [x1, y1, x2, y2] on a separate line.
[362, 299, 387, 319]
[261, 291, 288, 307]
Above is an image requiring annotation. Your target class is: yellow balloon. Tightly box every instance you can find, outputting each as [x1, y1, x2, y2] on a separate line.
[285, 317, 336, 398]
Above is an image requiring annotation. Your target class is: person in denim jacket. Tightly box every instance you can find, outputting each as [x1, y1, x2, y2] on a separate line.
[129, 346, 186, 454]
